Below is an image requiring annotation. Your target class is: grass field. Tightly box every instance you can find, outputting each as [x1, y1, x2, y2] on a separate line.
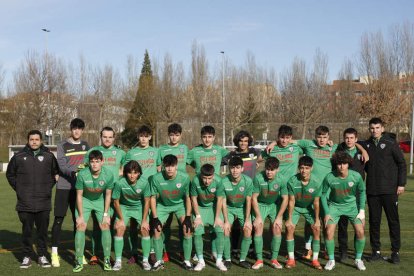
[1, 173, 414, 276]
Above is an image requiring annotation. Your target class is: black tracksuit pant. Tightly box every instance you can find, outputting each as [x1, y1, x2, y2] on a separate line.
[18, 210, 50, 257]
[367, 194, 400, 252]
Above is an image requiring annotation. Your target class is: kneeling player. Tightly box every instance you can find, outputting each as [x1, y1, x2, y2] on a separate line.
[191, 164, 227, 271]
[150, 155, 193, 270]
[285, 156, 322, 270]
[73, 150, 114, 272]
[322, 151, 366, 271]
[112, 161, 151, 271]
[251, 157, 288, 270]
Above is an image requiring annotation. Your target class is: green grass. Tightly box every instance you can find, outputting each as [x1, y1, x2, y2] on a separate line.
[1, 173, 414, 275]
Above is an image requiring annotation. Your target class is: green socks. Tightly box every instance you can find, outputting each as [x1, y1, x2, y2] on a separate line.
[254, 236, 263, 260]
[271, 235, 282, 260]
[312, 239, 320, 260]
[287, 239, 295, 259]
[114, 236, 123, 259]
[326, 239, 335, 260]
[101, 229, 111, 258]
[355, 238, 365, 259]
[142, 236, 151, 259]
[223, 236, 231, 260]
[194, 235, 204, 260]
[153, 237, 163, 261]
[75, 231, 86, 259]
[240, 237, 252, 261]
[215, 230, 224, 260]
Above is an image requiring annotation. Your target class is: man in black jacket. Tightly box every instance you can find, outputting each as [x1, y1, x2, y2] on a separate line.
[6, 130, 59, 269]
[362, 118, 406, 264]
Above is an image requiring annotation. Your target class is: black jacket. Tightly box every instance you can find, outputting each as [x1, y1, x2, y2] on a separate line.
[361, 135, 407, 195]
[336, 142, 365, 179]
[6, 144, 59, 212]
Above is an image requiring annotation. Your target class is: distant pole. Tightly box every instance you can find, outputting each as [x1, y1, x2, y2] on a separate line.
[410, 100, 414, 174]
[42, 28, 52, 145]
[221, 51, 226, 147]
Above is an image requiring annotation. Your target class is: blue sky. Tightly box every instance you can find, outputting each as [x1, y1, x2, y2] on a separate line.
[0, 0, 413, 91]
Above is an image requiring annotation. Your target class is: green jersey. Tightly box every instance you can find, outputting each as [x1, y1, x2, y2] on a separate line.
[287, 173, 321, 208]
[190, 174, 224, 207]
[297, 140, 338, 181]
[158, 144, 188, 172]
[187, 144, 228, 174]
[75, 166, 114, 201]
[150, 171, 190, 206]
[84, 145, 126, 179]
[261, 143, 303, 178]
[321, 170, 366, 213]
[221, 174, 253, 208]
[253, 171, 288, 205]
[112, 176, 151, 208]
[124, 146, 160, 178]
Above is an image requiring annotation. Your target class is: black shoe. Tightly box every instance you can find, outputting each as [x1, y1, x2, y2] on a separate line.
[339, 251, 348, 262]
[224, 260, 232, 269]
[20, 257, 32, 269]
[391, 251, 400, 264]
[369, 251, 383, 262]
[149, 252, 157, 266]
[183, 261, 193, 271]
[239, 260, 251, 269]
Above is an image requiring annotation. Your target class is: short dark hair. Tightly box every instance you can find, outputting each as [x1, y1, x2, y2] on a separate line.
[278, 125, 293, 137]
[343, 128, 358, 137]
[137, 125, 152, 136]
[200, 164, 215, 176]
[163, 154, 178, 166]
[70, 118, 85, 130]
[315, 125, 329, 136]
[100, 126, 115, 137]
[168, 123, 182, 134]
[201, 125, 215, 136]
[265, 157, 280, 170]
[369, 117, 384, 126]
[233, 130, 253, 147]
[27, 130, 42, 140]
[228, 156, 243, 167]
[89, 150, 103, 161]
[123, 160, 142, 176]
[331, 151, 353, 167]
[298, 156, 313, 167]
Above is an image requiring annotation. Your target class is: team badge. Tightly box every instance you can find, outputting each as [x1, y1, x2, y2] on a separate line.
[210, 188, 216, 193]
[112, 150, 117, 155]
[239, 186, 245, 192]
[289, 146, 293, 152]
[273, 184, 279, 190]
[367, 144, 370, 148]
[38, 156, 44, 162]
[82, 145, 86, 150]
[24, 157, 27, 160]
[149, 151, 154, 156]
[249, 153, 254, 158]
[176, 183, 182, 188]
[99, 180, 105, 186]
[136, 189, 142, 193]
[213, 149, 217, 154]
[380, 144, 386, 149]
[308, 188, 314, 193]
[357, 154, 362, 160]
[180, 148, 184, 153]
[348, 182, 354, 187]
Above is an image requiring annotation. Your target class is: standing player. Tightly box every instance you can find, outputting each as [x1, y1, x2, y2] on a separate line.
[51, 118, 89, 268]
[321, 151, 367, 271]
[150, 155, 193, 271]
[191, 164, 227, 271]
[285, 156, 323, 270]
[335, 128, 365, 261]
[73, 150, 114, 272]
[112, 161, 151, 271]
[221, 156, 253, 269]
[251, 157, 288, 270]
[84, 126, 126, 264]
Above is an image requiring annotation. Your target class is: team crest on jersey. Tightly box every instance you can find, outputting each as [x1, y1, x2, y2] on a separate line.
[380, 144, 386, 149]
[176, 183, 182, 188]
[273, 184, 279, 190]
[136, 188, 142, 193]
[37, 156, 44, 162]
[348, 182, 354, 187]
[112, 150, 117, 155]
[367, 144, 370, 148]
[180, 148, 184, 153]
[239, 186, 245, 192]
[24, 157, 27, 160]
[357, 154, 362, 160]
[308, 188, 314, 193]
[210, 188, 216, 193]
[213, 149, 217, 154]
[149, 151, 154, 156]
[249, 153, 254, 158]
[82, 145, 86, 150]
[99, 180, 105, 186]
[289, 146, 294, 152]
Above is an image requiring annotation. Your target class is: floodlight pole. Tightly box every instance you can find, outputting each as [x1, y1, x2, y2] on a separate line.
[42, 28, 52, 145]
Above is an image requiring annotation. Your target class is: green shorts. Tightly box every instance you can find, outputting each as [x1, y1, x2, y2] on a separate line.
[291, 206, 315, 225]
[252, 203, 278, 223]
[193, 206, 223, 235]
[115, 205, 143, 226]
[327, 204, 362, 225]
[157, 203, 186, 224]
[227, 206, 250, 227]
[75, 197, 105, 223]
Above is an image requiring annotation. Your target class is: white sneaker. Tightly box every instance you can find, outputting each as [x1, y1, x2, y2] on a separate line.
[216, 260, 227, 272]
[20, 257, 32, 269]
[152, 260, 164, 271]
[355, 259, 366, 271]
[194, 261, 205, 271]
[142, 261, 151, 271]
[112, 260, 122, 271]
[82, 255, 88, 265]
[325, 260, 336, 271]
[192, 254, 199, 262]
[38, 256, 51, 268]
